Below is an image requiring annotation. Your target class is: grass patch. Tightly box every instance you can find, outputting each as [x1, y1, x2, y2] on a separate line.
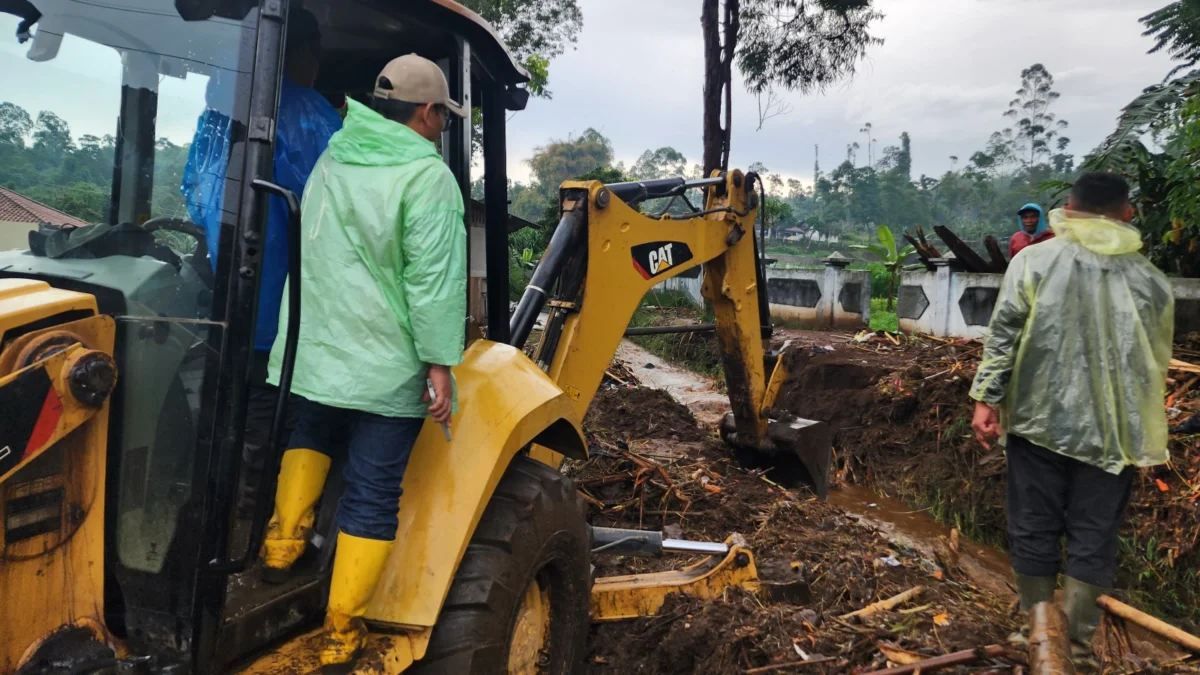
[869, 298, 899, 333]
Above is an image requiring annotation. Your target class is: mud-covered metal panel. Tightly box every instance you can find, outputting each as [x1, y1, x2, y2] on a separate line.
[767, 278, 821, 309]
[897, 286, 929, 320]
[958, 287, 999, 327]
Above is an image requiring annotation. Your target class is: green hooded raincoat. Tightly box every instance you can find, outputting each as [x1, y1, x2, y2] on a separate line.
[970, 209, 1175, 474]
[268, 98, 466, 417]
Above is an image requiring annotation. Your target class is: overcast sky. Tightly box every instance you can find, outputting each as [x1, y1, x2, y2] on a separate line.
[505, 0, 1176, 185]
[0, 1, 1177, 189]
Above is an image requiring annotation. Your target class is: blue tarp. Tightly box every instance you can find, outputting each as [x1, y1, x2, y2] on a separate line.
[182, 75, 342, 351]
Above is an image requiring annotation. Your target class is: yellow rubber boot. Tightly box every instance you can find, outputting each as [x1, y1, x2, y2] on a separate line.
[261, 448, 331, 582]
[319, 532, 395, 667]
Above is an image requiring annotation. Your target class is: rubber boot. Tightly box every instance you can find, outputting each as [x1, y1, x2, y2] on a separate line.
[319, 532, 394, 667]
[1064, 576, 1105, 665]
[261, 448, 331, 583]
[1009, 573, 1057, 645]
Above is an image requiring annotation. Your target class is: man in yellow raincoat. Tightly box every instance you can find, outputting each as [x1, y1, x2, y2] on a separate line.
[260, 54, 467, 666]
[970, 172, 1174, 658]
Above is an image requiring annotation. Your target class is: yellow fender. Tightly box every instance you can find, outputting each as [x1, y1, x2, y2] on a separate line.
[365, 339, 587, 629]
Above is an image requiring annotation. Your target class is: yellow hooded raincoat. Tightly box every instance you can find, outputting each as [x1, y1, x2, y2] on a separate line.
[969, 209, 1175, 474]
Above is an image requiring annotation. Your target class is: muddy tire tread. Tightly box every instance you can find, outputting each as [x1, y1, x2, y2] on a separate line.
[412, 455, 589, 675]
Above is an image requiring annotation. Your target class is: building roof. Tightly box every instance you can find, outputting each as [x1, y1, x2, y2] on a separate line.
[0, 187, 88, 228]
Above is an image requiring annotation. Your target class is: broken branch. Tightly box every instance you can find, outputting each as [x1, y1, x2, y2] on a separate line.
[858, 645, 1006, 675]
[742, 656, 838, 673]
[841, 586, 925, 619]
[1097, 595, 1200, 653]
[1028, 602, 1074, 675]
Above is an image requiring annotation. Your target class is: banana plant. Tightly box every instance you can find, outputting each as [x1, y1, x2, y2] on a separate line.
[850, 224, 916, 312]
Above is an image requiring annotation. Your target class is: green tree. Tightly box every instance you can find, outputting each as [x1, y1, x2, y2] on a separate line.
[1003, 64, 1070, 175]
[850, 225, 914, 311]
[1083, 1, 1200, 276]
[526, 128, 614, 199]
[0, 101, 32, 147]
[701, 0, 882, 174]
[31, 110, 72, 171]
[460, 0, 582, 95]
[630, 147, 688, 180]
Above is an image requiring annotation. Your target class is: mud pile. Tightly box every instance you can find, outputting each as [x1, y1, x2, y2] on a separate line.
[772, 332, 1200, 631]
[586, 385, 706, 442]
[579, 384, 1019, 674]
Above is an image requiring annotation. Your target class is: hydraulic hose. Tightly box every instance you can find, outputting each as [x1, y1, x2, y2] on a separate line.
[509, 206, 586, 349]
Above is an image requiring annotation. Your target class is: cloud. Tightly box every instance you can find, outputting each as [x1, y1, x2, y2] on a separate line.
[506, 0, 1176, 184]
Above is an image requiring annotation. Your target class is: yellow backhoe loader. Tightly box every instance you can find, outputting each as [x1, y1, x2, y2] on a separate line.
[0, 1, 830, 672]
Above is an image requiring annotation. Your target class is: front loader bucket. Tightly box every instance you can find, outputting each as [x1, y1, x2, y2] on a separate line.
[720, 413, 832, 500]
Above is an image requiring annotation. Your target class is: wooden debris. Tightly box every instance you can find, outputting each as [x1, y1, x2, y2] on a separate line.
[1097, 594, 1200, 653]
[1170, 358, 1200, 375]
[742, 656, 839, 673]
[934, 225, 993, 274]
[841, 586, 925, 619]
[877, 641, 926, 665]
[859, 645, 1006, 675]
[1167, 374, 1200, 408]
[915, 225, 942, 258]
[983, 235, 1009, 273]
[603, 369, 630, 386]
[903, 231, 937, 271]
[1028, 601, 1075, 675]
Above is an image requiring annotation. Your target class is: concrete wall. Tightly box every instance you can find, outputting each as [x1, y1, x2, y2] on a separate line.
[767, 264, 870, 329]
[766, 268, 824, 325]
[655, 266, 704, 305]
[1174, 278, 1200, 336]
[651, 259, 871, 330]
[898, 262, 1200, 338]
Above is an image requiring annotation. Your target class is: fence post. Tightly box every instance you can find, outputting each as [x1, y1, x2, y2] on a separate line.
[931, 257, 953, 338]
[823, 252, 852, 329]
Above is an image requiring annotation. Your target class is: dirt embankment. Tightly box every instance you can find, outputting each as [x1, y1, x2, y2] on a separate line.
[579, 380, 1020, 674]
[770, 331, 1200, 631]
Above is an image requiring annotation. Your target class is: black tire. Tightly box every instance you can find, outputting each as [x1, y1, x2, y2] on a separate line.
[413, 455, 591, 674]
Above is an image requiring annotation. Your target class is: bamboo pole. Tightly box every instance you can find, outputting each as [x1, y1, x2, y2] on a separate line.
[1028, 602, 1075, 675]
[1097, 595, 1200, 653]
[859, 645, 1006, 675]
[841, 586, 925, 619]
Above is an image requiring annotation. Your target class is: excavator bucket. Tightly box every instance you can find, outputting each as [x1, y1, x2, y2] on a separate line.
[720, 413, 833, 500]
[718, 342, 833, 500]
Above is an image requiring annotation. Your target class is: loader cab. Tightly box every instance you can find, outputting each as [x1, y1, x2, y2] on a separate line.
[0, 0, 525, 671]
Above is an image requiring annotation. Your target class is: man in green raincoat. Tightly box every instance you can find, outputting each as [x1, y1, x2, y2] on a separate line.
[970, 172, 1174, 659]
[260, 54, 467, 666]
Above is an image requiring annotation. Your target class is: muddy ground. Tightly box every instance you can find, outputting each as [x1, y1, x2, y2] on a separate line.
[579, 323, 1200, 673]
[579, 380, 1021, 673]
[767, 330, 1200, 632]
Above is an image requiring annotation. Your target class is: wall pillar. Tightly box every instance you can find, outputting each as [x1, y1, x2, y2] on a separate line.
[823, 252, 852, 329]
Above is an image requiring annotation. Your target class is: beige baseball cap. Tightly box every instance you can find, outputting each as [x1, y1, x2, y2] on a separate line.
[373, 54, 467, 118]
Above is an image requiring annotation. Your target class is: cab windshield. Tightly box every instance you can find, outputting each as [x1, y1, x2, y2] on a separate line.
[0, 1, 256, 579]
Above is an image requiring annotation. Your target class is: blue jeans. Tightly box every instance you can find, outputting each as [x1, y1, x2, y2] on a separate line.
[287, 397, 424, 541]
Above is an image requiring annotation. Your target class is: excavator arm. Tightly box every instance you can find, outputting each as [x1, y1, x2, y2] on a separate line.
[513, 170, 830, 496]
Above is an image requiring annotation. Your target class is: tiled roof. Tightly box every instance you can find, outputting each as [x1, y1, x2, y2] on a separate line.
[0, 186, 88, 227]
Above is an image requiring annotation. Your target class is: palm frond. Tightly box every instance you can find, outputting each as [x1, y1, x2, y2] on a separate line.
[1085, 70, 1200, 171]
[1142, 1, 1200, 75]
